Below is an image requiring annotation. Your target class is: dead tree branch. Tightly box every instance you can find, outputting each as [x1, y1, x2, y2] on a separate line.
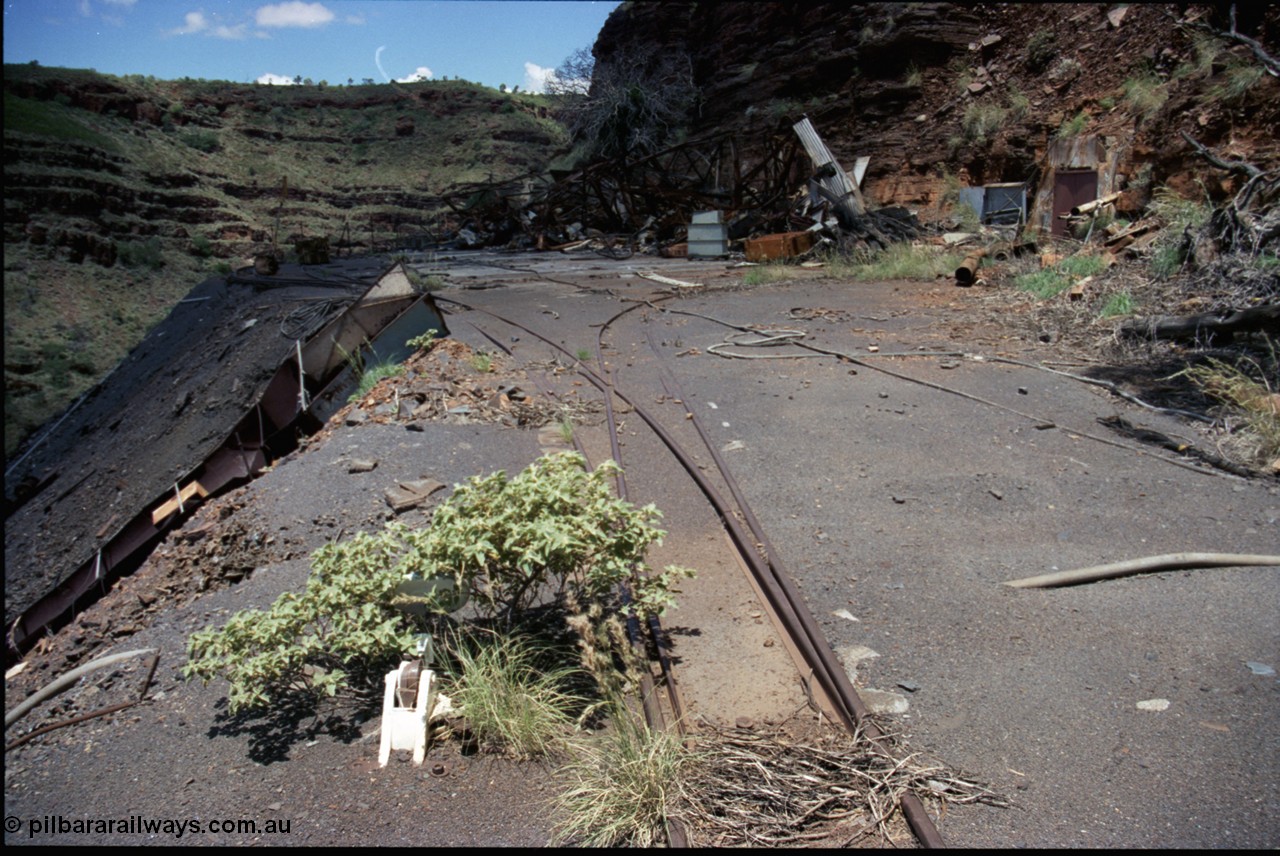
[1181, 132, 1263, 179]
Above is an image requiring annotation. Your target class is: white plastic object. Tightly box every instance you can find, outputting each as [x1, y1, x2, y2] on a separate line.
[378, 661, 436, 767]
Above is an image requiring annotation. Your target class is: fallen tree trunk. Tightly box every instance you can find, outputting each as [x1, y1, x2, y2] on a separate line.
[1119, 303, 1280, 341]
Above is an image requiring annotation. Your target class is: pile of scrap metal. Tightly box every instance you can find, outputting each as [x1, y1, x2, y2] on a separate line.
[426, 119, 922, 261]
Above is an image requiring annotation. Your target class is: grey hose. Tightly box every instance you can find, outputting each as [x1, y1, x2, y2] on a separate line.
[5, 648, 159, 728]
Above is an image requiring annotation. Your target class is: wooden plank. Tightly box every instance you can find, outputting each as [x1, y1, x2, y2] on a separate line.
[151, 480, 210, 525]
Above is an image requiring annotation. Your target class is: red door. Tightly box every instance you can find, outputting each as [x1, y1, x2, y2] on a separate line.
[1052, 170, 1098, 237]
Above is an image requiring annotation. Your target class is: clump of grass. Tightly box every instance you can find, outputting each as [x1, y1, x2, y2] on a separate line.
[961, 100, 1008, 144]
[553, 704, 696, 847]
[742, 263, 796, 287]
[348, 358, 404, 402]
[576, 348, 592, 362]
[840, 243, 962, 282]
[470, 350, 493, 372]
[442, 631, 585, 759]
[1099, 290, 1135, 318]
[1006, 86, 1031, 121]
[1014, 253, 1107, 298]
[1123, 73, 1168, 120]
[1147, 186, 1212, 279]
[1210, 59, 1264, 104]
[1056, 110, 1088, 140]
[558, 412, 575, 444]
[905, 64, 923, 88]
[1178, 354, 1280, 468]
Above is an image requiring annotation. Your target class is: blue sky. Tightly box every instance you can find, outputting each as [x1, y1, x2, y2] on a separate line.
[3, 0, 619, 92]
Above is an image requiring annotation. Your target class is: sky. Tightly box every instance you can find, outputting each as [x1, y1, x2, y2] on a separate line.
[2, 0, 620, 92]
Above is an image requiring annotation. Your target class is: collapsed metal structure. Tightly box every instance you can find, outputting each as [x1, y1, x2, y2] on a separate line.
[5, 262, 447, 657]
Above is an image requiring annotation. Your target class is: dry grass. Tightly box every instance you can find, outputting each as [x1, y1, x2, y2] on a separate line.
[676, 721, 1008, 847]
[1177, 351, 1280, 470]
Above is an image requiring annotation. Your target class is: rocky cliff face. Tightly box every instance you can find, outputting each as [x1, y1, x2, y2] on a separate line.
[591, 2, 1280, 213]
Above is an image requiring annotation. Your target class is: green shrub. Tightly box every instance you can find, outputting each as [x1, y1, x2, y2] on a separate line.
[406, 328, 439, 352]
[191, 234, 213, 258]
[117, 237, 165, 269]
[1027, 29, 1057, 73]
[185, 453, 694, 714]
[395, 452, 693, 624]
[183, 529, 414, 713]
[181, 129, 220, 152]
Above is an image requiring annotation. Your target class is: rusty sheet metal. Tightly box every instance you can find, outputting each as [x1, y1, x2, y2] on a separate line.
[744, 231, 815, 262]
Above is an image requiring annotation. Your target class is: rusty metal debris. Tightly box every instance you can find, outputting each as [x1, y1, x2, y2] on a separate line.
[420, 120, 920, 259]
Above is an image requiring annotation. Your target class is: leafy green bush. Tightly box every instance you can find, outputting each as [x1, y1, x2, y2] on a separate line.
[395, 452, 693, 624]
[117, 237, 165, 269]
[406, 328, 439, 352]
[184, 529, 414, 713]
[185, 453, 694, 714]
[181, 129, 220, 152]
[1026, 29, 1057, 73]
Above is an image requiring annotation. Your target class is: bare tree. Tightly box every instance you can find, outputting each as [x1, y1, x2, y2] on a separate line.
[546, 46, 595, 97]
[549, 45, 698, 163]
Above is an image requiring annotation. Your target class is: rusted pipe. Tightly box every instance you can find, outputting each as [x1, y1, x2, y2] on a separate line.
[955, 249, 987, 286]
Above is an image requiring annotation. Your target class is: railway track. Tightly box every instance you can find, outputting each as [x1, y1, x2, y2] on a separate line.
[436, 289, 947, 847]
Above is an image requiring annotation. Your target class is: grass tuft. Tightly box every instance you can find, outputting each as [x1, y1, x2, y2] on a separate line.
[553, 704, 696, 847]
[442, 631, 586, 759]
[836, 243, 962, 282]
[1179, 354, 1280, 469]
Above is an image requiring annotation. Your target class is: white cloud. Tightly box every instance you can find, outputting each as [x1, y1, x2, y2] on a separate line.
[396, 66, 434, 83]
[344, 14, 365, 25]
[171, 11, 208, 35]
[169, 11, 246, 39]
[523, 61, 554, 94]
[102, 0, 138, 6]
[256, 73, 299, 85]
[255, 2, 334, 29]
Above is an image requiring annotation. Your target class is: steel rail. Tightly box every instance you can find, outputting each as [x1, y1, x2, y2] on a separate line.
[438, 294, 946, 847]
